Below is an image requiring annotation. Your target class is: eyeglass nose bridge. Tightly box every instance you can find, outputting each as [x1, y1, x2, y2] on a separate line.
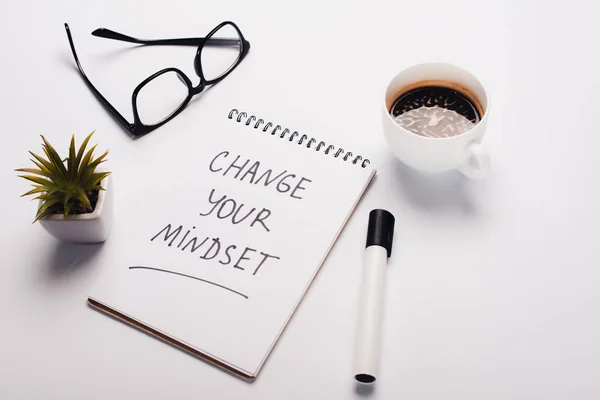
[190, 83, 206, 95]
[176, 72, 200, 94]
[190, 51, 208, 95]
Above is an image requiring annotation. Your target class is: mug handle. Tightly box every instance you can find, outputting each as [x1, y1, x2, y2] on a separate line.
[458, 143, 490, 179]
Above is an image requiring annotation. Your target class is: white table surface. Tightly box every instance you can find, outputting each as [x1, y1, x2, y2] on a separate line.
[2, 0, 599, 399]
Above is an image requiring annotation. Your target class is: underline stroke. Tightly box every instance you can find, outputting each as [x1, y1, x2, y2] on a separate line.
[129, 266, 248, 299]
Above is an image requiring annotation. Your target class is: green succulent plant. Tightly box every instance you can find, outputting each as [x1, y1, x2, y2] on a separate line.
[16, 132, 110, 222]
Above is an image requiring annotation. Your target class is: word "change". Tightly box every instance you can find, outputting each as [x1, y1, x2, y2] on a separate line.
[209, 151, 313, 200]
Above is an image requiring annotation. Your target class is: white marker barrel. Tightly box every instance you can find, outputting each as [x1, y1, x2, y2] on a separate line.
[353, 209, 395, 385]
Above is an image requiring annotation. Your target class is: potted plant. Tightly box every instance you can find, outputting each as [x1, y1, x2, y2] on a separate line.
[16, 132, 113, 243]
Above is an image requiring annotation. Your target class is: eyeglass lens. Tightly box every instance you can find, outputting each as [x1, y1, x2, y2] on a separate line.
[136, 71, 190, 126]
[201, 24, 242, 81]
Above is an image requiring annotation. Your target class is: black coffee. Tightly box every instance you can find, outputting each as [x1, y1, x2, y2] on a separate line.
[390, 85, 481, 138]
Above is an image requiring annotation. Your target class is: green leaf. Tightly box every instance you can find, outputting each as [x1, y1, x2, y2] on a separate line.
[41, 145, 66, 180]
[35, 197, 62, 220]
[27, 152, 65, 186]
[21, 185, 47, 197]
[34, 203, 62, 223]
[32, 193, 61, 202]
[37, 187, 61, 200]
[29, 158, 50, 174]
[18, 175, 52, 187]
[89, 171, 110, 186]
[79, 144, 98, 172]
[63, 200, 74, 217]
[15, 167, 52, 178]
[39, 195, 62, 209]
[89, 149, 109, 169]
[29, 151, 54, 173]
[87, 185, 105, 192]
[80, 151, 109, 185]
[68, 135, 76, 179]
[40, 135, 68, 181]
[75, 131, 94, 173]
[63, 192, 72, 214]
[75, 187, 92, 210]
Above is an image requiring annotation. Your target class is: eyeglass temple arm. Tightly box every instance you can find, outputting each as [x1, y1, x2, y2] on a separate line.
[64, 24, 133, 132]
[91, 28, 241, 46]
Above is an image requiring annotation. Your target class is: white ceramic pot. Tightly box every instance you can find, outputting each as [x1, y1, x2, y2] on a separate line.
[38, 175, 113, 243]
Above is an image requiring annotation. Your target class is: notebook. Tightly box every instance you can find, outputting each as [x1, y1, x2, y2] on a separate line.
[88, 107, 375, 381]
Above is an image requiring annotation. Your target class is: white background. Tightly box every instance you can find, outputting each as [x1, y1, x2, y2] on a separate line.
[1, 0, 599, 399]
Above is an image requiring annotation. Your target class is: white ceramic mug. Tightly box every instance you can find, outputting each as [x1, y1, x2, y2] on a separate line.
[382, 62, 490, 179]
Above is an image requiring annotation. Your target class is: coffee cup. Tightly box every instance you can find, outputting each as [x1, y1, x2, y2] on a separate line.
[382, 62, 490, 179]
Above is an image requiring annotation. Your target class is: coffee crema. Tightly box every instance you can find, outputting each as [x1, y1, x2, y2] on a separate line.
[389, 84, 481, 138]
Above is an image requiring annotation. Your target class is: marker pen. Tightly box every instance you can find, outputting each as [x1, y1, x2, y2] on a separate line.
[353, 209, 395, 385]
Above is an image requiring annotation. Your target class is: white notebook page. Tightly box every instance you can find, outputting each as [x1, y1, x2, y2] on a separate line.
[89, 107, 375, 379]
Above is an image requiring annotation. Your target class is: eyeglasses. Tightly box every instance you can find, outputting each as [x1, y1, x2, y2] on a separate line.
[64, 22, 250, 137]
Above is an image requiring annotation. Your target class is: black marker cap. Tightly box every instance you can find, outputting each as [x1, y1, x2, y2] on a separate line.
[365, 209, 395, 257]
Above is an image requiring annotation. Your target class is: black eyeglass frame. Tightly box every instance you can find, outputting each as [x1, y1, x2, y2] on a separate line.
[64, 21, 250, 136]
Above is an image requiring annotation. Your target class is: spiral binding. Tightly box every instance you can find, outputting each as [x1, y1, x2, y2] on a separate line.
[228, 109, 371, 168]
